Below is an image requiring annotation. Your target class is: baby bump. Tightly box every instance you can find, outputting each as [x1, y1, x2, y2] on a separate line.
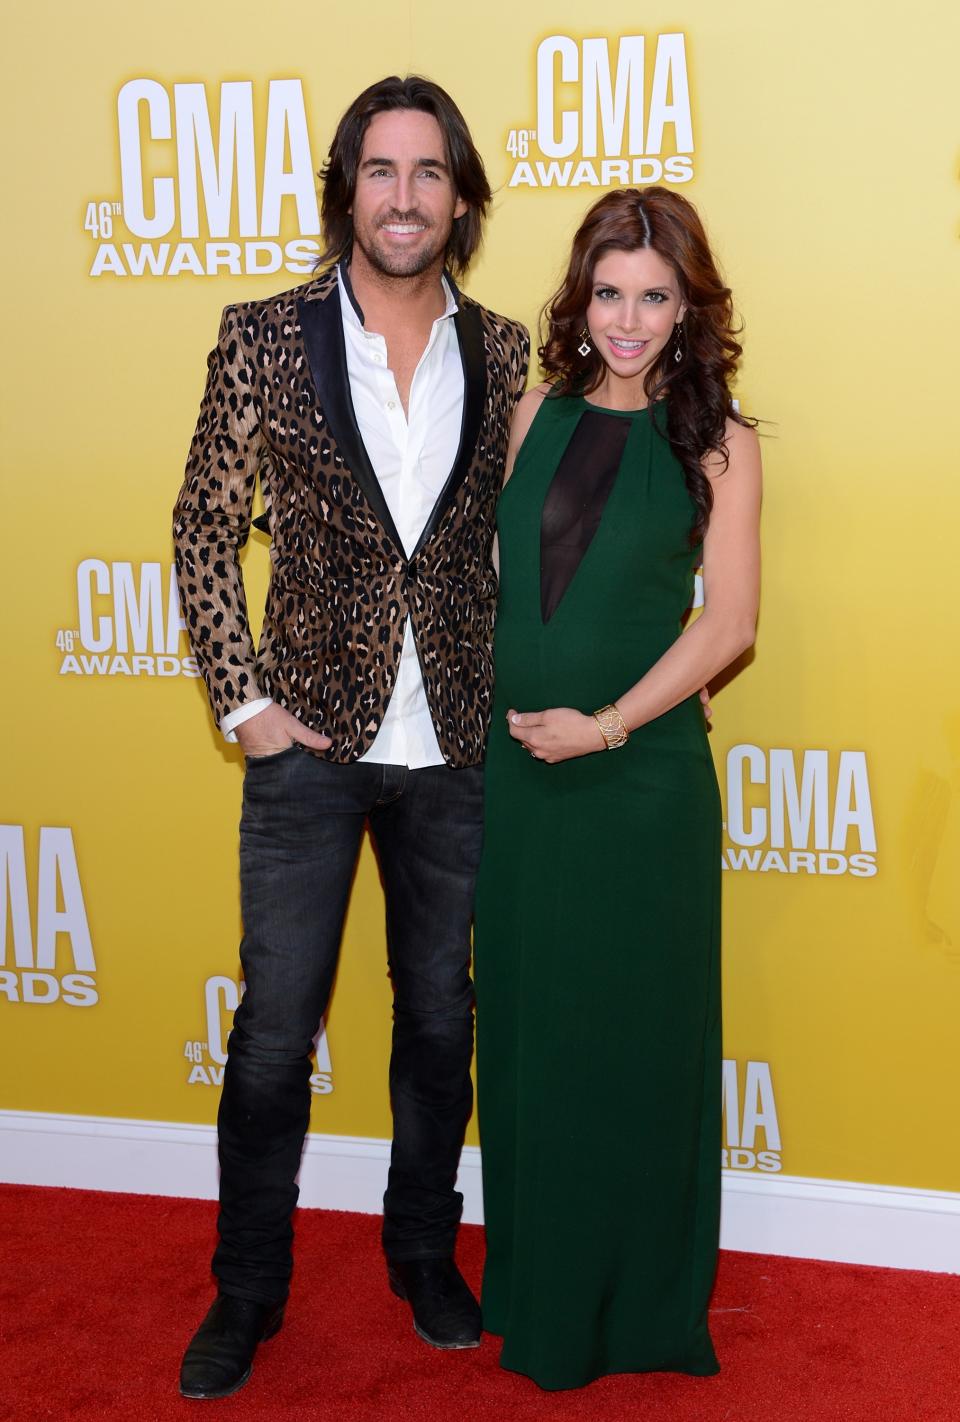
[492, 614, 681, 713]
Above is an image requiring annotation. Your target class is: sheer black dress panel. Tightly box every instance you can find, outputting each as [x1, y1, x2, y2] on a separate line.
[540, 410, 631, 624]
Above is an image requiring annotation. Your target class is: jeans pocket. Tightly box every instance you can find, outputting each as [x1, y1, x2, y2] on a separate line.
[244, 742, 302, 766]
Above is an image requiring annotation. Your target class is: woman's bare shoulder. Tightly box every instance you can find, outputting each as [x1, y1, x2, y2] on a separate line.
[504, 383, 554, 485]
[724, 414, 759, 452]
[517, 381, 553, 417]
[703, 415, 760, 480]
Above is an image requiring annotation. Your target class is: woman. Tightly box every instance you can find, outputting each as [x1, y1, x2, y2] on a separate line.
[474, 186, 762, 1390]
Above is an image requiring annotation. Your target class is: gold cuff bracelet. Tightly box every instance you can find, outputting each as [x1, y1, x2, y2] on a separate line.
[593, 703, 629, 750]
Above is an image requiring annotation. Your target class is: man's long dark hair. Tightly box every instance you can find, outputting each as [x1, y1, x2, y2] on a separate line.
[318, 75, 491, 277]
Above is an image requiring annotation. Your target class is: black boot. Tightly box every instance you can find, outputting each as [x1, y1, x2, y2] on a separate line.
[388, 1258, 481, 1349]
[179, 1294, 285, 1400]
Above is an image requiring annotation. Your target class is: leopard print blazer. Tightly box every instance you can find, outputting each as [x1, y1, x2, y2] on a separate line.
[173, 267, 529, 765]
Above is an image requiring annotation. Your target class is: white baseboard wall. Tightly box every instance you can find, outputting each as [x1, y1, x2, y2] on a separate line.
[2, 1109, 958, 1274]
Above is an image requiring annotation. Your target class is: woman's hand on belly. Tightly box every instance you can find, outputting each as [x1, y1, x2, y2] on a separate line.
[506, 707, 607, 763]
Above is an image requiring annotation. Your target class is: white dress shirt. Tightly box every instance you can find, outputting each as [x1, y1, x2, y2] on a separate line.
[221, 265, 464, 768]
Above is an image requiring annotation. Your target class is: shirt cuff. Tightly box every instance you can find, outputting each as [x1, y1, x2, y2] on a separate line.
[221, 698, 273, 743]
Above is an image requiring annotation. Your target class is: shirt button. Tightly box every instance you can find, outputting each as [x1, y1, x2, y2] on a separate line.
[372, 353, 384, 364]
[386, 400, 397, 411]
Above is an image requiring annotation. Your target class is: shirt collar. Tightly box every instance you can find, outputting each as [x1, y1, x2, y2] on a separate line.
[337, 259, 458, 333]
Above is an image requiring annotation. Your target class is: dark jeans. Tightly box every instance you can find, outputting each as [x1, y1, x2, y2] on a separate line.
[212, 746, 484, 1306]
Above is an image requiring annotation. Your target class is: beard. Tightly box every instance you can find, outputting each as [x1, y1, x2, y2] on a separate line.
[353, 210, 450, 278]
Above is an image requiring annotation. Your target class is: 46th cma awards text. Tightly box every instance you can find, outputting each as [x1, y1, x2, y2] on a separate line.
[84, 33, 696, 278]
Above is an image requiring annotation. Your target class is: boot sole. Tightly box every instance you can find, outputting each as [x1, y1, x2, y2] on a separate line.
[180, 1365, 253, 1401]
[412, 1320, 482, 1350]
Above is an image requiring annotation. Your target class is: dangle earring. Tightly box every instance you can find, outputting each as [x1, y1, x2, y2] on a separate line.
[577, 327, 593, 357]
[673, 320, 684, 364]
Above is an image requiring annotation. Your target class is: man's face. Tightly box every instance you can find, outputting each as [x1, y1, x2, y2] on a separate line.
[350, 108, 467, 278]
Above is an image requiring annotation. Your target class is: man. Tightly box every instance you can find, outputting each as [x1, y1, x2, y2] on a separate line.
[173, 75, 528, 1400]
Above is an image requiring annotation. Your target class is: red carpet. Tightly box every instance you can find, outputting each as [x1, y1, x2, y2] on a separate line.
[2, 1184, 958, 1422]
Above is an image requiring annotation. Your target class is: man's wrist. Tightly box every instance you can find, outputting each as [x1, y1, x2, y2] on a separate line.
[221, 698, 273, 744]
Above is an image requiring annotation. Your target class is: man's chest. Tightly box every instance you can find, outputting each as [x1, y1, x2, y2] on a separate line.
[242, 291, 512, 552]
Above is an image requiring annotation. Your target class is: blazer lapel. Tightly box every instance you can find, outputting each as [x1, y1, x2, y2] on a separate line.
[411, 296, 488, 559]
[296, 285, 406, 555]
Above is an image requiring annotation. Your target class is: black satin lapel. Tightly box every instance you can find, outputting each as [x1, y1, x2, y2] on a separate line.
[411, 302, 487, 559]
[296, 293, 405, 555]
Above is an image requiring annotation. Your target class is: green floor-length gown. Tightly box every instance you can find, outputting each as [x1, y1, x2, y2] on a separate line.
[474, 392, 722, 1390]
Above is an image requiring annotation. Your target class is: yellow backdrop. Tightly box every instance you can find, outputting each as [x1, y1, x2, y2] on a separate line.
[3, 0, 958, 1193]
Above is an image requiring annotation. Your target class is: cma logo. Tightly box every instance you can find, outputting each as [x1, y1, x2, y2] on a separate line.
[723, 746, 877, 877]
[722, 1059, 781, 1173]
[0, 826, 97, 1007]
[507, 34, 694, 189]
[88, 79, 321, 277]
[57, 560, 199, 678]
[185, 976, 333, 1094]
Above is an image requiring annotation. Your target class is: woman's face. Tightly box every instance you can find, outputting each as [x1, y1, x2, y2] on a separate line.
[585, 247, 686, 385]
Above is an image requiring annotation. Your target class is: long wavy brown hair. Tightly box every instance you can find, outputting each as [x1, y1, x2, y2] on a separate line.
[540, 186, 752, 543]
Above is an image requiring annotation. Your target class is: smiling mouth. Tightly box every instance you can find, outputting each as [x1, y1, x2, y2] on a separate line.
[607, 337, 649, 356]
[380, 222, 428, 236]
